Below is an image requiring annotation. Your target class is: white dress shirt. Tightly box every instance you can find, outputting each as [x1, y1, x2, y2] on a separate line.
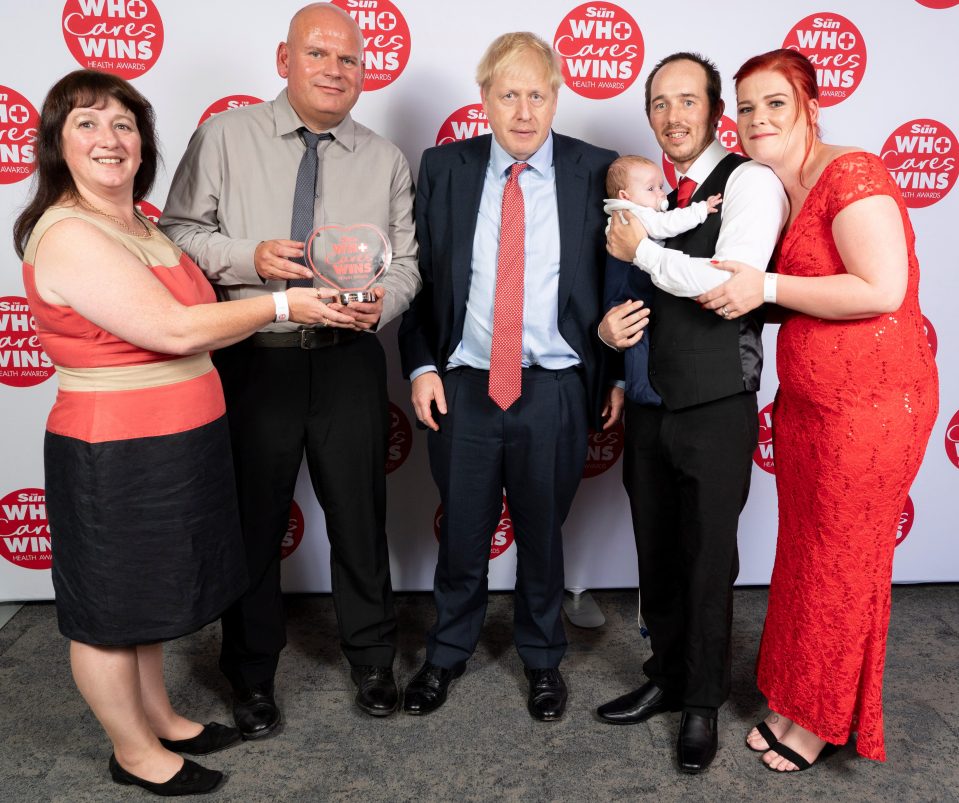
[631, 140, 788, 297]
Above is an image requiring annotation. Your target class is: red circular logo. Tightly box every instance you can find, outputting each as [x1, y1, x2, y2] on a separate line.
[386, 401, 412, 474]
[782, 13, 866, 107]
[880, 119, 958, 208]
[662, 114, 742, 187]
[896, 495, 915, 547]
[945, 409, 959, 469]
[280, 500, 304, 560]
[915, 0, 959, 7]
[0, 488, 51, 571]
[923, 315, 938, 357]
[716, 114, 745, 156]
[61, 0, 164, 79]
[197, 95, 263, 128]
[752, 401, 775, 474]
[583, 423, 624, 478]
[135, 199, 161, 225]
[554, 2, 644, 100]
[436, 103, 491, 146]
[433, 494, 514, 559]
[0, 297, 54, 388]
[0, 86, 39, 185]
[332, 0, 411, 91]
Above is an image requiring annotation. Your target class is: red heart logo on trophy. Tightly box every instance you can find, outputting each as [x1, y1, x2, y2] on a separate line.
[305, 223, 392, 303]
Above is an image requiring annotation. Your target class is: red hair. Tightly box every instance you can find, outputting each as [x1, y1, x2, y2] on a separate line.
[734, 48, 821, 185]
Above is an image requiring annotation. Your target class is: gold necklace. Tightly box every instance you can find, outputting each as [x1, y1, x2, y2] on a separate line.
[73, 194, 153, 238]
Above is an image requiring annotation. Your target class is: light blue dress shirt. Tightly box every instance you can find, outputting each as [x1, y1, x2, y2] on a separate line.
[412, 134, 579, 380]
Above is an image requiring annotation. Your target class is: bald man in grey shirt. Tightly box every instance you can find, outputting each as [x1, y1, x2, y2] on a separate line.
[161, 88, 418, 325]
[160, 3, 419, 736]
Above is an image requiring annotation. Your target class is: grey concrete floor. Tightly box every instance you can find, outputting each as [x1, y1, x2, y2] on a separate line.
[0, 603, 21, 629]
[1, 586, 956, 802]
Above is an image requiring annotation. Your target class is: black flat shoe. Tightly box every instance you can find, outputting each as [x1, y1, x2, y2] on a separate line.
[525, 667, 568, 721]
[109, 753, 223, 796]
[159, 722, 242, 756]
[596, 680, 681, 725]
[232, 682, 281, 740]
[351, 665, 399, 717]
[677, 712, 718, 774]
[403, 661, 465, 715]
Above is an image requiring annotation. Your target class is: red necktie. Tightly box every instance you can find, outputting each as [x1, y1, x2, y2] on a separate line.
[488, 162, 528, 411]
[676, 176, 697, 208]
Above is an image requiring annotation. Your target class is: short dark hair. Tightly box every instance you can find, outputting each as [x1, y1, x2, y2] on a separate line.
[644, 51, 723, 122]
[13, 70, 160, 258]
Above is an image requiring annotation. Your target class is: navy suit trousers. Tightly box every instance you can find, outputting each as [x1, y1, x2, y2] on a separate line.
[425, 366, 589, 669]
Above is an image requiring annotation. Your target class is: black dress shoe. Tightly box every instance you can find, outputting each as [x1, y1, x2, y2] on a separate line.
[677, 711, 718, 774]
[596, 680, 681, 725]
[232, 682, 281, 740]
[403, 661, 465, 715]
[351, 665, 399, 717]
[109, 753, 224, 796]
[159, 722, 242, 755]
[525, 667, 568, 721]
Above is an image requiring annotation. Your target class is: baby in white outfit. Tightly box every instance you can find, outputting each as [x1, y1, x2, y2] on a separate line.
[603, 155, 721, 243]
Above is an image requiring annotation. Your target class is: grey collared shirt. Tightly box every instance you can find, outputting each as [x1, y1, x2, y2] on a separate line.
[160, 88, 420, 331]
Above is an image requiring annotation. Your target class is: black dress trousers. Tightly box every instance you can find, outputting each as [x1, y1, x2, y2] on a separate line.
[623, 392, 758, 712]
[213, 334, 396, 689]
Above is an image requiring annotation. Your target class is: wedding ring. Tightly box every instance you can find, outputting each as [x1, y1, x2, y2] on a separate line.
[721, 305, 731, 319]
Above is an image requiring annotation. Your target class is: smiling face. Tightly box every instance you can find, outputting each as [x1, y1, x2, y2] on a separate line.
[61, 97, 142, 201]
[619, 162, 668, 210]
[481, 50, 558, 162]
[277, 4, 364, 132]
[647, 58, 723, 175]
[736, 68, 818, 172]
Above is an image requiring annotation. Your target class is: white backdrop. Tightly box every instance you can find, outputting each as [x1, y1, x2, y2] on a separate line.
[1, 0, 957, 602]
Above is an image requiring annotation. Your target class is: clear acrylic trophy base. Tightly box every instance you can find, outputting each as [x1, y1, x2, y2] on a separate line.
[338, 290, 376, 304]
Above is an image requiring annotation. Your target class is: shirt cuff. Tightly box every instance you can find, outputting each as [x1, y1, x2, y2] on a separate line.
[597, 325, 621, 352]
[231, 240, 264, 284]
[633, 238, 662, 271]
[410, 365, 438, 381]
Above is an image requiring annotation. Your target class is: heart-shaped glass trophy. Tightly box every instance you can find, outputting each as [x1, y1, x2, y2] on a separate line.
[305, 223, 392, 304]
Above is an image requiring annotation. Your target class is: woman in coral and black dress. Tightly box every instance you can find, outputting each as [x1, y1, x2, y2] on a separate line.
[15, 70, 331, 796]
[697, 49, 938, 772]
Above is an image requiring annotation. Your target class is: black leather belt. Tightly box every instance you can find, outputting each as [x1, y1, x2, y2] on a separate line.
[248, 328, 360, 349]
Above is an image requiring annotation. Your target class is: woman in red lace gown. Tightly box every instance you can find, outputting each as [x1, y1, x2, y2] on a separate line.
[697, 49, 938, 772]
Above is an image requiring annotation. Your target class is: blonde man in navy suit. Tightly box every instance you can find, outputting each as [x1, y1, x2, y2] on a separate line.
[399, 32, 631, 721]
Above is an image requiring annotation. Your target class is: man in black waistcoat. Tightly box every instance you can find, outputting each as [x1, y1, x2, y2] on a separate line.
[595, 53, 788, 773]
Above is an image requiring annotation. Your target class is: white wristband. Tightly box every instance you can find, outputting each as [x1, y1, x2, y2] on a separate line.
[763, 273, 778, 304]
[272, 291, 290, 323]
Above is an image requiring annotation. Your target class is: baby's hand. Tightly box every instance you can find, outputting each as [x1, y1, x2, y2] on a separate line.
[706, 193, 723, 214]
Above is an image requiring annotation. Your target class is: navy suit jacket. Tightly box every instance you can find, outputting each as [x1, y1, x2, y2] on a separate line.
[398, 132, 620, 429]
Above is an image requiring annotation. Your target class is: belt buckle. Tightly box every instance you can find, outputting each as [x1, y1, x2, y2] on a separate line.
[298, 328, 320, 349]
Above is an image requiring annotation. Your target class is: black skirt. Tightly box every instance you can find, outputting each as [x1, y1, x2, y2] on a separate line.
[44, 416, 247, 646]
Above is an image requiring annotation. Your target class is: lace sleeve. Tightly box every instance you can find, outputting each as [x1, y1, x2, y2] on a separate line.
[824, 151, 899, 221]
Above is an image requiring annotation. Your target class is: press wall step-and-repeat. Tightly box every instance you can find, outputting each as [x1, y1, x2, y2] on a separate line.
[2, 0, 957, 600]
